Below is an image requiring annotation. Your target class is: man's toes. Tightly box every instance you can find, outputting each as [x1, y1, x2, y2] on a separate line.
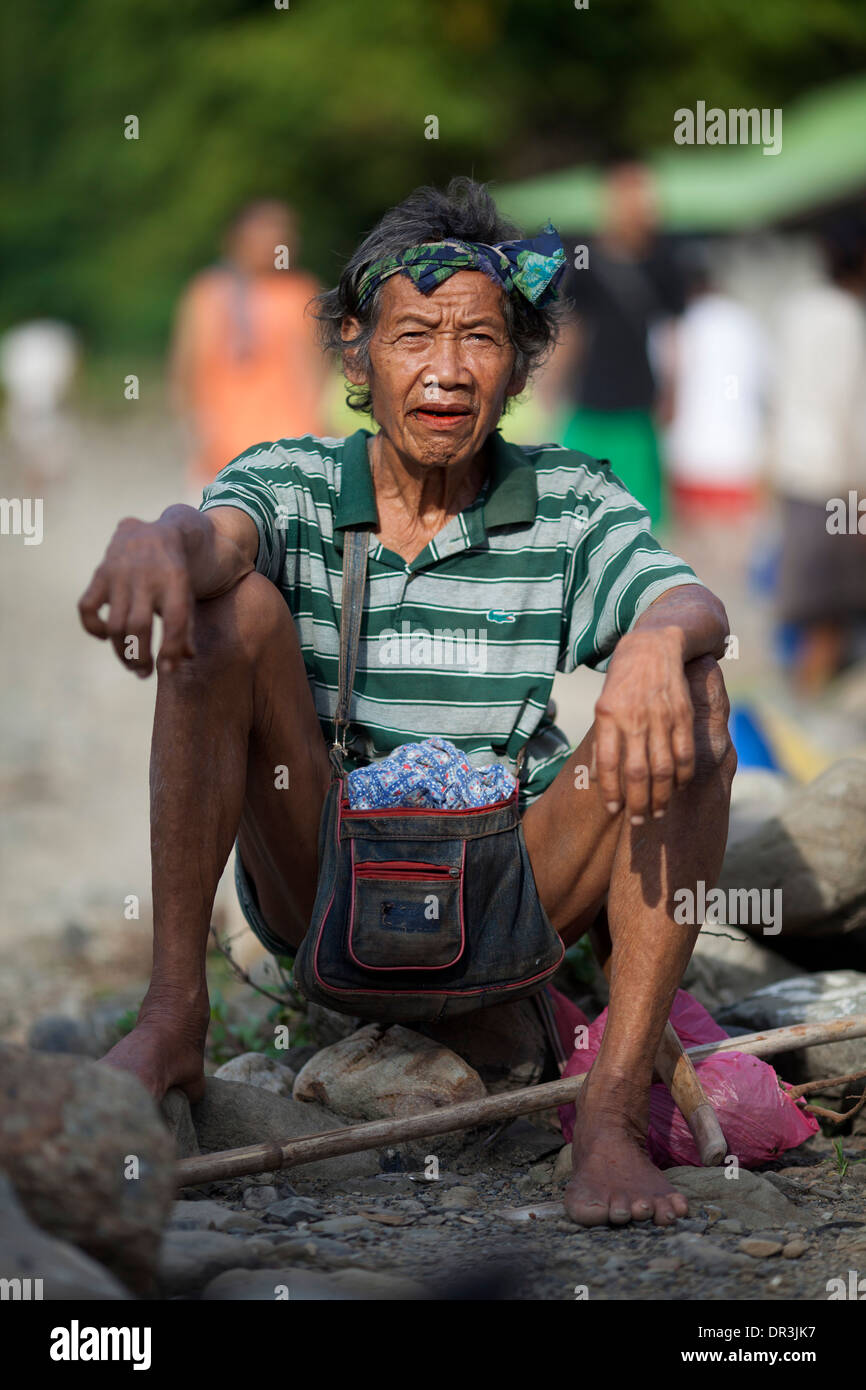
[630, 1196, 654, 1222]
[564, 1185, 610, 1227]
[669, 1191, 689, 1218]
[608, 1190, 633, 1225]
[652, 1195, 683, 1227]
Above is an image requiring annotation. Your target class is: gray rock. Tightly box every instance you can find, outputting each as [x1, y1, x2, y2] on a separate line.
[157, 1230, 286, 1296]
[202, 1266, 427, 1300]
[725, 769, 792, 850]
[717, 757, 866, 938]
[682, 924, 802, 1015]
[265, 1196, 322, 1226]
[716, 970, 866, 1086]
[160, 1088, 200, 1159]
[308, 1215, 369, 1236]
[489, 1120, 563, 1163]
[740, 1238, 783, 1258]
[170, 1200, 262, 1233]
[0, 1173, 130, 1300]
[213, 1052, 296, 1097]
[293, 1023, 486, 1121]
[26, 1015, 97, 1057]
[242, 1185, 279, 1210]
[553, 1144, 572, 1183]
[665, 1167, 800, 1227]
[666, 1231, 750, 1272]
[0, 1043, 175, 1295]
[190, 1077, 379, 1179]
[438, 1184, 479, 1210]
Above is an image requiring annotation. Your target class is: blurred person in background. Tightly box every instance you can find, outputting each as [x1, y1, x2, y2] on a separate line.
[170, 199, 330, 497]
[556, 162, 685, 525]
[665, 246, 768, 526]
[0, 319, 79, 488]
[769, 215, 866, 694]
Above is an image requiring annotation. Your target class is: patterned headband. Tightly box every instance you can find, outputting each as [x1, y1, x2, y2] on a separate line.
[355, 223, 566, 312]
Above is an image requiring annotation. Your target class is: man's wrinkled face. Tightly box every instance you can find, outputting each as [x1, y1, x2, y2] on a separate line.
[345, 270, 525, 469]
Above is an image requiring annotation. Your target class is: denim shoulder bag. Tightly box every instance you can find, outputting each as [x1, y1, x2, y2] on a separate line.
[292, 528, 564, 1024]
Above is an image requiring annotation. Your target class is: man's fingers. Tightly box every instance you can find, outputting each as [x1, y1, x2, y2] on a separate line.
[106, 579, 132, 665]
[672, 690, 696, 787]
[622, 731, 651, 823]
[593, 716, 622, 814]
[158, 577, 195, 672]
[77, 571, 111, 639]
[648, 716, 676, 818]
[123, 596, 155, 677]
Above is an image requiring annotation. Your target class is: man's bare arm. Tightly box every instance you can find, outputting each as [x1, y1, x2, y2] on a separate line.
[593, 583, 731, 822]
[78, 504, 259, 678]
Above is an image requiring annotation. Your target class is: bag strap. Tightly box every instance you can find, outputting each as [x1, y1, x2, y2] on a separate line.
[330, 527, 369, 776]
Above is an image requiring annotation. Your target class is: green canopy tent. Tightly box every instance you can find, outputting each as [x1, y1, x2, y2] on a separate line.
[496, 75, 866, 233]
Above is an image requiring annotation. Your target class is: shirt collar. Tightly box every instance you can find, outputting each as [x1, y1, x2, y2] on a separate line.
[332, 426, 537, 553]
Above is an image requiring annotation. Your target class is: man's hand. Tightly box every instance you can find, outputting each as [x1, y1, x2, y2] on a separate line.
[593, 627, 695, 824]
[78, 517, 195, 677]
[591, 583, 730, 824]
[78, 504, 258, 677]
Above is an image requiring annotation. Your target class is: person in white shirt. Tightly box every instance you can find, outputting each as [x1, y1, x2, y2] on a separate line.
[769, 218, 866, 692]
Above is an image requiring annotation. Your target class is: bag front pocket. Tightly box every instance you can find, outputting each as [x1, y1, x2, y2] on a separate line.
[349, 850, 465, 970]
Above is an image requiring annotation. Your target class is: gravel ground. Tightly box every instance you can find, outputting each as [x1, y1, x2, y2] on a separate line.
[169, 1124, 866, 1301]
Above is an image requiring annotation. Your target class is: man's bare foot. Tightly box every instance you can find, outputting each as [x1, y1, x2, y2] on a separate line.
[564, 1072, 689, 1228]
[99, 1002, 208, 1104]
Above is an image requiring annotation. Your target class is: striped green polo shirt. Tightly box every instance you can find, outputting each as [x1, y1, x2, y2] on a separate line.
[200, 427, 701, 803]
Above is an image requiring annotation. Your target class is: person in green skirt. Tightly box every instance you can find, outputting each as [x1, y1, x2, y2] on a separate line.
[558, 163, 684, 526]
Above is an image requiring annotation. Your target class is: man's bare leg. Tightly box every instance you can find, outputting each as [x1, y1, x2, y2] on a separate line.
[522, 656, 736, 1226]
[101, 573, 330, 1100]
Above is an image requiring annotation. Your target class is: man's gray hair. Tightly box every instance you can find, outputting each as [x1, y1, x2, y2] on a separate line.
[313, 177, 564, 414]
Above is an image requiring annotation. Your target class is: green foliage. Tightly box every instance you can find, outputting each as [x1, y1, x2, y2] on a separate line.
[3, 0, 865, 353]
[104, 1006, 140, 1045]
[564, 936, 597, 988]
[207, 985, 304, 1066]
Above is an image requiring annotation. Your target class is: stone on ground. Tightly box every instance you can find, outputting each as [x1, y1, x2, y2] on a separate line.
[160, 1088, 200, 1158]
[717, 757, 866, 937]
[213, 1051, 296, 1097]
[0, 1043, 175, 1295]
[682, 923, 802, 1015]
[664, 1166, 800, 1227]
[190, 1077, 380, 1179]
[716, 969, 866, 1086]
[0, 1173, 130, 1300]
[292, 1023, 486, 1120]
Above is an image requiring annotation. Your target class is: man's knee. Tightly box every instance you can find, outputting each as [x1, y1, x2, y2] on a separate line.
[685, 655, 737, 789]
[171, 573, 291, 679]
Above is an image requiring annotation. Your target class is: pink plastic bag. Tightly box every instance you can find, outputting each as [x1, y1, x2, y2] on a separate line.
[558, 988, 818, 1168]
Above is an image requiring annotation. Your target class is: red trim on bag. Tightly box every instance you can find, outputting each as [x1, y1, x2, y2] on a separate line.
[347, 839, 466, 971]
[340, 788, 517, 818]
[353, 860, 459, 880]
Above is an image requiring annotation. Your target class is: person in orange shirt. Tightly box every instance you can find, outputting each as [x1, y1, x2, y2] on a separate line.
[170, 199, 330, 495]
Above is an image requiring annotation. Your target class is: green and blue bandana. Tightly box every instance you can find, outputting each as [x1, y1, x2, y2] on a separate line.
[355, 223, 566, 312]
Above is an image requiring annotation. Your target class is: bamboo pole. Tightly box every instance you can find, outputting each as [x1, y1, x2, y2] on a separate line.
[175, 1012, 866, 1188]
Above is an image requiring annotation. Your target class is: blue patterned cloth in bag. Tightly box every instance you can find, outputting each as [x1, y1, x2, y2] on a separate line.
[346, 737, 516, 811]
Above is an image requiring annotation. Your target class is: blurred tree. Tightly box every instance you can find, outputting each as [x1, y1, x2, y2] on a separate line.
[2, 0, 865, 354]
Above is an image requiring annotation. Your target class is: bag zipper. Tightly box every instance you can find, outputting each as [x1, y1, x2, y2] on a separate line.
[354, 861, 460, 881]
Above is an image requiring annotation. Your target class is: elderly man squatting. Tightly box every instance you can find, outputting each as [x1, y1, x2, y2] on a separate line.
[78, 179, 736, 1229]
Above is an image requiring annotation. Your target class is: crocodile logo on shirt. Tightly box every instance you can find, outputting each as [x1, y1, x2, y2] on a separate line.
[487, 609, 516, 623]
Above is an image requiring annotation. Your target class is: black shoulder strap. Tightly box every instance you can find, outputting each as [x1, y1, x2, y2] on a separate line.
[330, 527, 369, 775]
